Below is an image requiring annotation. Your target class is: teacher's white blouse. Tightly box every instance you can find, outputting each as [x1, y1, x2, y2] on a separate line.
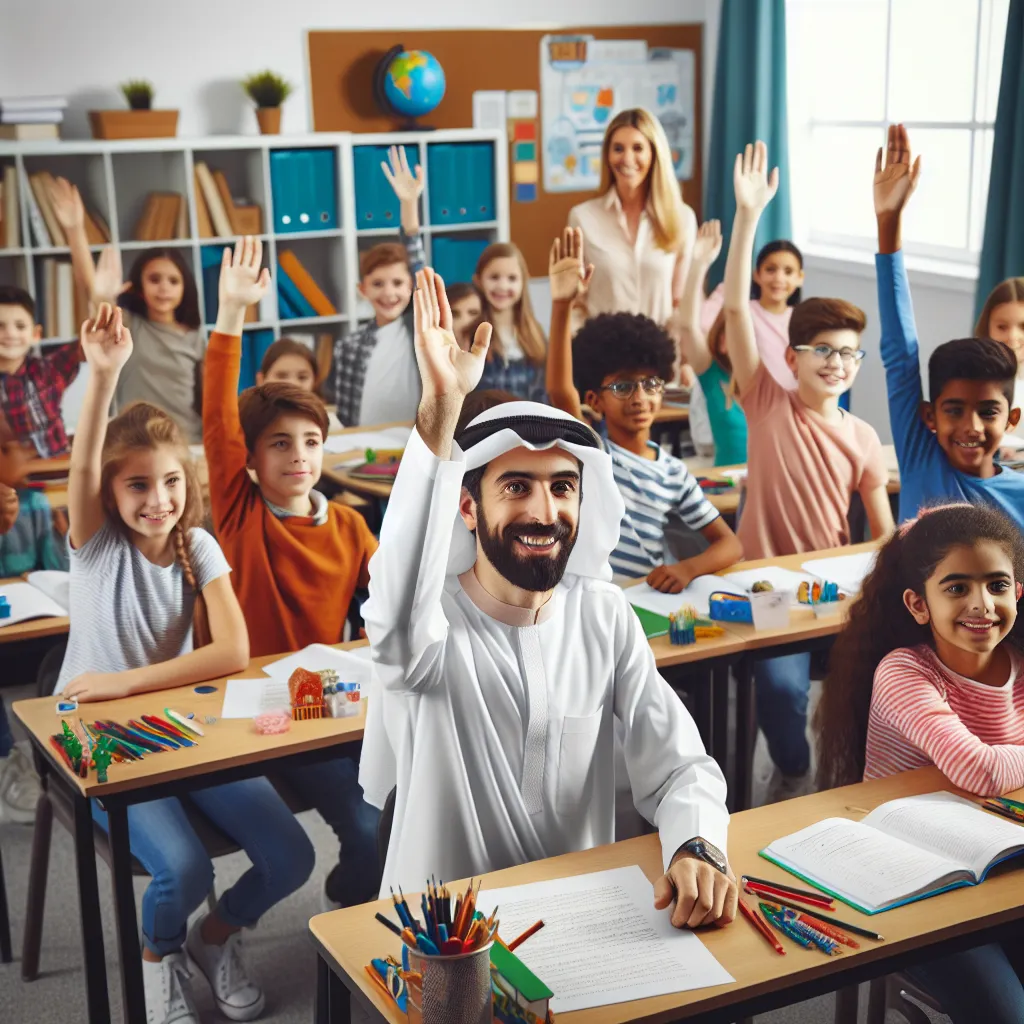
[569, 188, 696, 327]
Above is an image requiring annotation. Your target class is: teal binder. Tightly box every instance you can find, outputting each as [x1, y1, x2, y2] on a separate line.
[270, 149, 337, 233]
[276, 263, 317, 318]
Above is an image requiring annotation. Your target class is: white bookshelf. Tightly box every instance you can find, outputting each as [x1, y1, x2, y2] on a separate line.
[0, 129, 509, 347]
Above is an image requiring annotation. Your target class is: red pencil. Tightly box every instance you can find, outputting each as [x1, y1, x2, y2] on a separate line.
[738, 898, 785, 954]
[744, 881, 835, 911]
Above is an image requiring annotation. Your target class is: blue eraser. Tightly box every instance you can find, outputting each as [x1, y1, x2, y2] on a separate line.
[0, 596, 10, 619]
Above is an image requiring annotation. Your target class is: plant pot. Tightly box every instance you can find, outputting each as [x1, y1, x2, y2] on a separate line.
[89, 109, 179, 140]
[255, 107, 282, 134]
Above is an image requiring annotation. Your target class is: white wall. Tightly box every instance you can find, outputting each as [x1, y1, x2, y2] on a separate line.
[1, 0, 716, 139]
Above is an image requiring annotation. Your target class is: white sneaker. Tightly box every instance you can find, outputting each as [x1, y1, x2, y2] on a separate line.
[186, 916, 265, 1021]
[143, 952, 200, 1024]
[0, 747, 41, 824]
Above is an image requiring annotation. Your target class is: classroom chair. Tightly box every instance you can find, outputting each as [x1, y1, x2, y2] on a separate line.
[20, 643, 315, 981]
[866, 974, 944, 1024]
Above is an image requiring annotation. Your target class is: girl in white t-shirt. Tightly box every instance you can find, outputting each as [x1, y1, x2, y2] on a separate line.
[59, 302, 314, 1024]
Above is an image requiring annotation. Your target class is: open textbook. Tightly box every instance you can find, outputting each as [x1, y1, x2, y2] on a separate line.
[0, 570, 69, 626]
[761, 792, 1024, 915]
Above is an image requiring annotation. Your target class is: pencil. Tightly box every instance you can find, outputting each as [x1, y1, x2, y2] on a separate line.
[738, 897, 785, 954]
[508, 920, 544, 952]
[981, 802, 1024, 824]
[747, 890, 885, 941]
[744, 880, 835, 910]
[986, 799, 1024, 820]
[996, 796, 1024, 814]
[741, 874, 834, 904]
[375, 912, 404, 938]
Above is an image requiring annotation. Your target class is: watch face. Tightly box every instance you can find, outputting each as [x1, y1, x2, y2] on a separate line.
[689, 838, 727, 873]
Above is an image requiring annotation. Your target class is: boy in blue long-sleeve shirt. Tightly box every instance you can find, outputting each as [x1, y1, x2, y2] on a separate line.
[875, 124, 1024, 528]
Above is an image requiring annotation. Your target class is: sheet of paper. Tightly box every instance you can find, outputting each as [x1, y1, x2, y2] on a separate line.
[723, 566, 811, 603]
[0, 581, 68, 625]
[25, 569, 70, 609]
[323, 426, 411, 457]
[475, 866, 732, 1014]
[624, 575, 744, 619]
[261, 644, 374, 689]
[507, 89, 538, 118]
[220, 678, 291, 719]
[801, 550, 877, 595]
[472, 90, 507, 131]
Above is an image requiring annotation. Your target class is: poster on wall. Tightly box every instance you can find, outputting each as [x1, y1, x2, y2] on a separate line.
[540, 34, 695, 194]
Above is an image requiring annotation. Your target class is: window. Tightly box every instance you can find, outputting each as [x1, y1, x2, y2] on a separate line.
[786, 0, 1009, 262]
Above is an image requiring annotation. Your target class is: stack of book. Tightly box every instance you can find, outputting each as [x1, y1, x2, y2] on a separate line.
[0, 96, 68, 140]
[22, 171, 109, 248]
[193, 162, 262, 240]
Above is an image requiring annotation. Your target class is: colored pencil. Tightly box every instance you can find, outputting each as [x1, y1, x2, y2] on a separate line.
[738, 897, 785, 954]
[996, 796, 1024, 814]
[981, 802, 1024, 824]
[375, 912, 404, 938]
[507, 919, 544, 952]
[744, 880, 835, 910]
[986, 799, 1024, 819]
[741, 874, 835, 904]
[747, 890, 884, 941]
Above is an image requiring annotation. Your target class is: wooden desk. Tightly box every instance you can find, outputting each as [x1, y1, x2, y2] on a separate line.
[310, 767, 1024, 1024]
[0, 576, 70, 645]
[319, 421, 413, 503]
[12, 643, 368, 1024]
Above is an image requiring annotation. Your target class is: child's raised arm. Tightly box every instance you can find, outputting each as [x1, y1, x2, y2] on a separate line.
[68, 304, 134, 550]
[382, 144, 425, 238]
[546, 227, 593, 421]
[669, 220, 723, 377]
[48, 177, 99, 310]
[723, 141, 779, 396]
[875, 123, 921, 256]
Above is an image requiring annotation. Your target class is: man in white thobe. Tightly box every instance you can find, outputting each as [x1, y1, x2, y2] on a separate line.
[360, 268, 737, 929]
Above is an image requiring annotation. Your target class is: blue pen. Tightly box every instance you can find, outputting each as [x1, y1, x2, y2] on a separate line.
[439, 923, 448, 943]
[415, 932, 439, 956]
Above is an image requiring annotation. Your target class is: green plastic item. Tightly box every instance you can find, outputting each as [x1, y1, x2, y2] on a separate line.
[93, 736, 115, 784]
[61, 721, 83, 771]
[489, 940, 553, 1003]
[630, 604, 669, 639]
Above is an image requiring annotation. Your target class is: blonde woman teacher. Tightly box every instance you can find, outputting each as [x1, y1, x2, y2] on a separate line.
[568, 108, 697, 328]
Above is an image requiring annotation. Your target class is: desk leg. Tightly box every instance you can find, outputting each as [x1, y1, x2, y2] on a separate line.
[106, 800, 146, 1024]
[0, 841, 11, 962]
[71, 793, 111, 1024]
[315, 953, 351, 1024]
[733, 659, 757, 812]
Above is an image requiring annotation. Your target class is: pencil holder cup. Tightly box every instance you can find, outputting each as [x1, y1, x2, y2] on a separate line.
[405, 942, 493, 1024]
[750, 589, 792, 630]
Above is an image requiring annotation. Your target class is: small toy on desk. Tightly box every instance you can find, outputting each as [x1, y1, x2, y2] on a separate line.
[322, 675, 361, 717]
[253, 709, 292, 734]
[61, 720, 84, 774]
[751, 580, 774, 593]
[797, 580, 845, 605]
[365, 447, 403, 464]
[92, 735, 115, 783]
[288, 667, 324, 720]
[0, 595, 10, 619]
[56, 695, 78, 715]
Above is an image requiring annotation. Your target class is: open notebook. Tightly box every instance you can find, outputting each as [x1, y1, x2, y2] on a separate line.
[0, 570, 70, 626]
[760, 792, 1024, 915]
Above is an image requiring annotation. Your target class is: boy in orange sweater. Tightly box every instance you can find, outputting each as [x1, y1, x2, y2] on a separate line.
[204, 237, 380, 907]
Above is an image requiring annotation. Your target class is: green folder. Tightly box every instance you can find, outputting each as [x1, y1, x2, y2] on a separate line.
[630, 604, 669, 639]
[490, 941, 553, 1003]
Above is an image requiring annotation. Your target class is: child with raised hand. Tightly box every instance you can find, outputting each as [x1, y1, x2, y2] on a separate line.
[875, 125, 1024, 527]
[725, 140, 893, 794]
[472, 242, 548, 402]
[546, 226, 742, 591]
[332, 146, 426, 425]
[204, 237, 381, 911]
[975, 278, 1024, 450]
[815, 503, 1024, 1022]
[57, 301, 313, 1024]
[50, 177, 206, 442]
[670, 219, 748, 466]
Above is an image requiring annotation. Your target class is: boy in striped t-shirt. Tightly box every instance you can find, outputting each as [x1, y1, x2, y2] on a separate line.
[546, 228, 741, 589]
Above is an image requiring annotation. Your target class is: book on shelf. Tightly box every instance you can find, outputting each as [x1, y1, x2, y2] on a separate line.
[0, 96, 68, 118]
[0, 123, 60, 141]
[134, 192, 185, 242]
[277, 250, 336, 316]
[175, 196, 188, 240]
[194, 162, 233, 238]
[30, 172, 67, 247]
[2, 165, 18, 248]
[23, 172, 53, 247]
[193, 168, 214, 238]
[277, 263, 318, 319]
[0, 110, 64, 125]
[232, 203, 262, 235]
[42, 258, 58, 337]
[83, 208, 110, 246]
[56, 261, 74, 339]
[760, 791, 1024, 915]
[212, 170, 239, 232]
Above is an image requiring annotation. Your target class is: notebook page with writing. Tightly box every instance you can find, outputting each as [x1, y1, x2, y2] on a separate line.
[761, 817, 968, 914]
[863, 792, 1024, 882]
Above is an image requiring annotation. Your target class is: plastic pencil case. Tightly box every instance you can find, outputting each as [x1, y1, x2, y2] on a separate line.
[708, 592, 753, 623]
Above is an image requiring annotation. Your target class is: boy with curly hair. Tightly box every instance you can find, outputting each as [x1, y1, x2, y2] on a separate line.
[546, 228, 741, 590]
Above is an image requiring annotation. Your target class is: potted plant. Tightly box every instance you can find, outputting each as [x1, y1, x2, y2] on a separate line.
[89, 80, 178, 139]
[242, 71, 292, 134]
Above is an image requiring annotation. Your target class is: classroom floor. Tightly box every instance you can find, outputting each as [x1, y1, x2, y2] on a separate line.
[0, 681, 948, 1024]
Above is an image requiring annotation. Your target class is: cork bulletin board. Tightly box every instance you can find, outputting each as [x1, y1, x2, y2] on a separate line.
[307, 24, 704, 276]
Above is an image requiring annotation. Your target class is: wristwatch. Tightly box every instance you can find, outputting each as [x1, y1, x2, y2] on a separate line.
[676, 836, 729, 875]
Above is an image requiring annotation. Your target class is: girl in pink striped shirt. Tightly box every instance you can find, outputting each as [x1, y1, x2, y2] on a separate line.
[815, 502, 1024, 1021]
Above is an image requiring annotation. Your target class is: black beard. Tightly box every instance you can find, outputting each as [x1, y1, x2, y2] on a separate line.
[475, 503, 577, 592]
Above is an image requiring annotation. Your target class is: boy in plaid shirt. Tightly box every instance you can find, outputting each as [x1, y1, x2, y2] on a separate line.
[0, 286, 81, 457]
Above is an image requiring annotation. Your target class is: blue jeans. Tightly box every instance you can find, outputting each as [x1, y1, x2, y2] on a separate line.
[276, 756, 381, 906]
[904, 943, 1024, 1023]
[0, 699, 13, 758]
[92, 777, 315, 956]
[754, 652, 812, 777]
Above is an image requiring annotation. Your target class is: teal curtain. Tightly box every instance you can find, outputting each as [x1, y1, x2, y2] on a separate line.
[976, 0, 1024, 319]
[704, 0, 792, 289]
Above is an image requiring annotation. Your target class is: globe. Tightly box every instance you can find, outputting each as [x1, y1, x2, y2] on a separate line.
[380, 49, 446, 120]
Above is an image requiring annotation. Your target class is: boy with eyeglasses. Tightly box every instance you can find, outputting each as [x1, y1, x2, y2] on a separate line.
[874, 124, 1024, 530]
[546, 227, 742, 590]
[723, 142, 893, 798]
